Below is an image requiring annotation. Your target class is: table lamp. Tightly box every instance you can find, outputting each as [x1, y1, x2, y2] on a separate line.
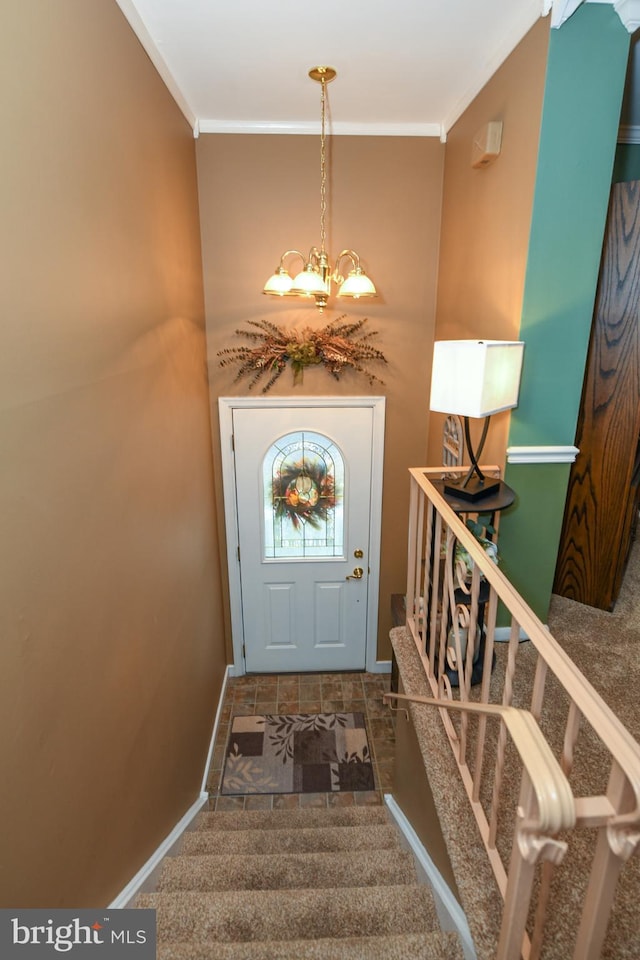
[430, 339, 524, 502]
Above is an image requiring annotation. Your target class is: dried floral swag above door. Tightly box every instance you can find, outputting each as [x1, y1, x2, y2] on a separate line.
[218, 316, 387, 391]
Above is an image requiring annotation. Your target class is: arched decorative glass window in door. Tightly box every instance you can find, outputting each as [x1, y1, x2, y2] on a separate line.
[263, 431, 345, 560]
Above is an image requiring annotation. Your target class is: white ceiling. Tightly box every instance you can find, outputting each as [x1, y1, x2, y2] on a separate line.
[114, 1, 634, 138]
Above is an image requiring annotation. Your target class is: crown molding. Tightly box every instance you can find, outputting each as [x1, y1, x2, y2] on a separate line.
[551, 0, 583, 27]
[197, 119, 443, 137]
[551, 0, 640, 30]
[443, 0, 543, 134]
[613, 0, 640, 30]
[114, 0, 198, 134]
[117, 0, 640, 140]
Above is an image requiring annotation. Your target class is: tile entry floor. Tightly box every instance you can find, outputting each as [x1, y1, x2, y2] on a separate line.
[207, 672, 396, 811]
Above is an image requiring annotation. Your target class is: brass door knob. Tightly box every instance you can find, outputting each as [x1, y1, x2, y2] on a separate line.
[346, 567, 364, 580]
[354, 549, 364, 558]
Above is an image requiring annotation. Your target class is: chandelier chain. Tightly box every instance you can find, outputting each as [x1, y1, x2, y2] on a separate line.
[320, 78, 327, 254]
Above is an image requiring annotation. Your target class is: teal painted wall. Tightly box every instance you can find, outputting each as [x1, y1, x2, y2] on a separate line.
[498, 5, 630, 621]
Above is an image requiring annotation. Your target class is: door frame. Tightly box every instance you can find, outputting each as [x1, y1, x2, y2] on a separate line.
[218, 396, 386, 676]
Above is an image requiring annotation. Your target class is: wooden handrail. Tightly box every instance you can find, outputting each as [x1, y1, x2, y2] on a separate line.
[384, 691, 576, 837]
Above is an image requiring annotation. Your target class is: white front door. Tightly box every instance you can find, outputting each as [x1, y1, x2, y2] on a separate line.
[220, 399, 384, 674]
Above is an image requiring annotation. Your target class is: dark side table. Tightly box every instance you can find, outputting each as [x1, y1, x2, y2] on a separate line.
[432, 478, 515, 514]
[435, 478, 515, 687]
[390, 478, 515, 691]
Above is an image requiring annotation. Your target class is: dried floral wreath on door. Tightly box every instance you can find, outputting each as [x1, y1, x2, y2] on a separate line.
[273, 458, 337, 530]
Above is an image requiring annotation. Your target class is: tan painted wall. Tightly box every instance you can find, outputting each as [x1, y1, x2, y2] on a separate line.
[429, 17, 550, 468]
[197, 134, 444, 661]
[393, 691, 459, 898]
[0, 0, 226, 906]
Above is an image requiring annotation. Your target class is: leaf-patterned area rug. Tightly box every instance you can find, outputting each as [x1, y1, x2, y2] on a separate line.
[221, 712, 375, 795]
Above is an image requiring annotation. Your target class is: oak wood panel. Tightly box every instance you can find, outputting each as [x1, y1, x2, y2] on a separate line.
[554, 181, 640, 610]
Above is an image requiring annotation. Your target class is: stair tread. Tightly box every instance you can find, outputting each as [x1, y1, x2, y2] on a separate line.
[157, 848, 417, 891]
[136, 885, 440, 942]
[181, 823, 401, 856]
[155, 931, 465, 960]
[195, 806, 390, 832]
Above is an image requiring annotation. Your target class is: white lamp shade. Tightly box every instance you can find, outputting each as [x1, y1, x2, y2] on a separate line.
[430, 340, 524, 417]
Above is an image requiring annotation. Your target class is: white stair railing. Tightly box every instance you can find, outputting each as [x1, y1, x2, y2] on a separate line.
[384, 691, 575, 959]
[399, 466, 640, 960]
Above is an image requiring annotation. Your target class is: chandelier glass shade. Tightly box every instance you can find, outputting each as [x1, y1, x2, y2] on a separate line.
[262, 67, 377, 311]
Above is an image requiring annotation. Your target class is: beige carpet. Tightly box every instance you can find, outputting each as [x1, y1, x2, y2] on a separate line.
[548, 538, 640, 743]
[542, 538, 640, 960]
[135, 806, 465, 959]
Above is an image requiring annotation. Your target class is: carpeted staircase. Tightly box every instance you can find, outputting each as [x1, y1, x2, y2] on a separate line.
[135, 804, 464, 959]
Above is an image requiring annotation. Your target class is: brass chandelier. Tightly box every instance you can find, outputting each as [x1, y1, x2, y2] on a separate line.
[263, 66, 377, 312]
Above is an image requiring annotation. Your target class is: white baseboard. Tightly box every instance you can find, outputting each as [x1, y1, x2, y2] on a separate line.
[367, 659, 392, 674]
[110, 665, 233, 908]
[109, 791, 209, 908]
[200, 664, 233, 792]
[230, 661, 391, 676]
[384, 794, 477, 960]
